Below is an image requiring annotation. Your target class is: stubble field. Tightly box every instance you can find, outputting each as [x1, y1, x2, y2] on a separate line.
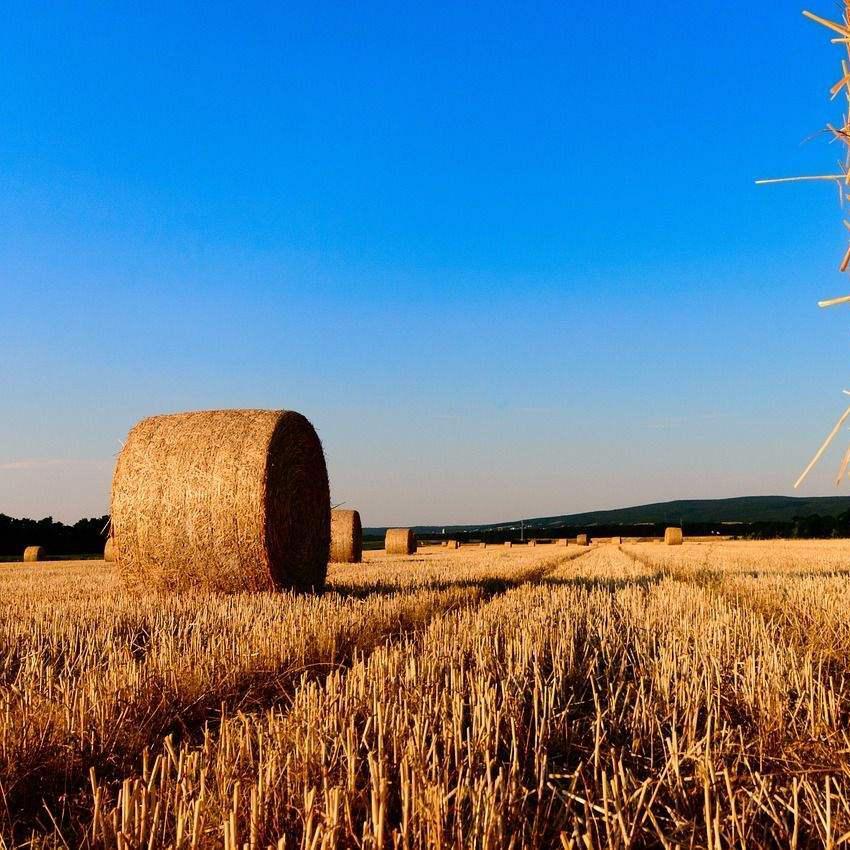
[3, 540, 850, 848]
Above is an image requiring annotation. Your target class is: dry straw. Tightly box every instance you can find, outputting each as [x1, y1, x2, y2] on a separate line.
[611, 536, 622, 544]
[665, 527, 684, 546]
[446, 540, 459, 550]
[104, 538, 116, 563]
[759, 4, 850, 487]
[330, 509, 362, 563]
[576, 534, 588, 546]
[22, 546, 45, 562]
[111, 409, 330, 593]
[385, 528, 416, 555]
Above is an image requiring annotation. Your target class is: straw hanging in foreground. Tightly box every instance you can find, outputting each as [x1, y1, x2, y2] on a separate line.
[759, 5, 850, 487]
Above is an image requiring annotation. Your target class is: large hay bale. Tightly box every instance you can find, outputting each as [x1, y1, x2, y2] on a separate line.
[330, 509, 362, 563]
[664, 527, 683, 546]
[576, 534, 588, 546]
[23, 546, 45, 562]
[104, 537, 117, 562]
[385, 528, 416, 555]
[111, 409, 330, 593]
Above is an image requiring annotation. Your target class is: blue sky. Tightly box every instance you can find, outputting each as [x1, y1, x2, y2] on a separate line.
[3, 0, 850, 524]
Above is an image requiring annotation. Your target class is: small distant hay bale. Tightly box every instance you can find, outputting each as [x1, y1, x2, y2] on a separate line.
[446, 540, 459, 550]
[664, 527, 683, 546]
[104, 537, 117, 562]
[23, 546, 45, 562]
[576, 534, 588, 546]
[111, 409, 330, 593]
[504, 541, 513, 548]
[386, 528, 416, 555]
[555, 538, 568, 546]
[528, 539, 537, 547]
[441, 541, 448, 547]
[479, 542, 487, 548]
[611, 536, 622, 544]
[330, 509, 362, 563]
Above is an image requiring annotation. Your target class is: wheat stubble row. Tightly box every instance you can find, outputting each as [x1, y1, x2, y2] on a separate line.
[6, 542, 850, 847]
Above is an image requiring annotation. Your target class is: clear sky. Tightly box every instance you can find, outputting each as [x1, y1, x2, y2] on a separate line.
[3, 0, 850, 526]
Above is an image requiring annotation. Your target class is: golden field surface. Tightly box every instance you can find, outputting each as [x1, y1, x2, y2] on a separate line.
[4, 541, 850, 848]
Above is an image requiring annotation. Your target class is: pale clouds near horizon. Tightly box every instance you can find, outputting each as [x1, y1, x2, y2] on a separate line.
[0, 460, 113, 520]
[0, 458, 111, 471]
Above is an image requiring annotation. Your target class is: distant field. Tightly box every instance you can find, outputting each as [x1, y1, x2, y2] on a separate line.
[3, 540, 850, 847]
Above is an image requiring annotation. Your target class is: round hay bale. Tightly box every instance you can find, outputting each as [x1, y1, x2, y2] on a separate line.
[479, 542, 487, 548]
[104, 537, 117, 562]
[23, 545, 45, 562]
[111, 409, 330, 593]
[576, 534, 588, 546]
[527, 539, 537, 547]
[441, 541, 448, 547]
[446, 540, 459, 550]
[664, 527, 683, 546]
[611, 536, 622, 544]
[504, 541, 513, 548]
[330, 509, 362, 563]
[556, 538, 568, 546]
[385, 528, 416, 555]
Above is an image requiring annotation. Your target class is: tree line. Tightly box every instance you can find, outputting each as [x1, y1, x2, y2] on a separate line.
[3, 510, 850, 559]
[367, 514, 850, 544]
[0, 514, 109, 558]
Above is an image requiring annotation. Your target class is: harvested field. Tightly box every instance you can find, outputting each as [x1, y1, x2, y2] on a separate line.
[3, 540, 850, 847]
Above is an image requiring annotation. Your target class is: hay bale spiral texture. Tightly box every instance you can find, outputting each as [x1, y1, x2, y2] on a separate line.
[385, 528, 416, 555]
[330, 509, 362, 563]
[111, 409, 330, 593]
[23, 546, 45, 562]
[664, 527, 683, 546]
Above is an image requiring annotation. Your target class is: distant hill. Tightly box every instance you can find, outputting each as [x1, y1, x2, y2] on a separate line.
[364, 496, 850, 535]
